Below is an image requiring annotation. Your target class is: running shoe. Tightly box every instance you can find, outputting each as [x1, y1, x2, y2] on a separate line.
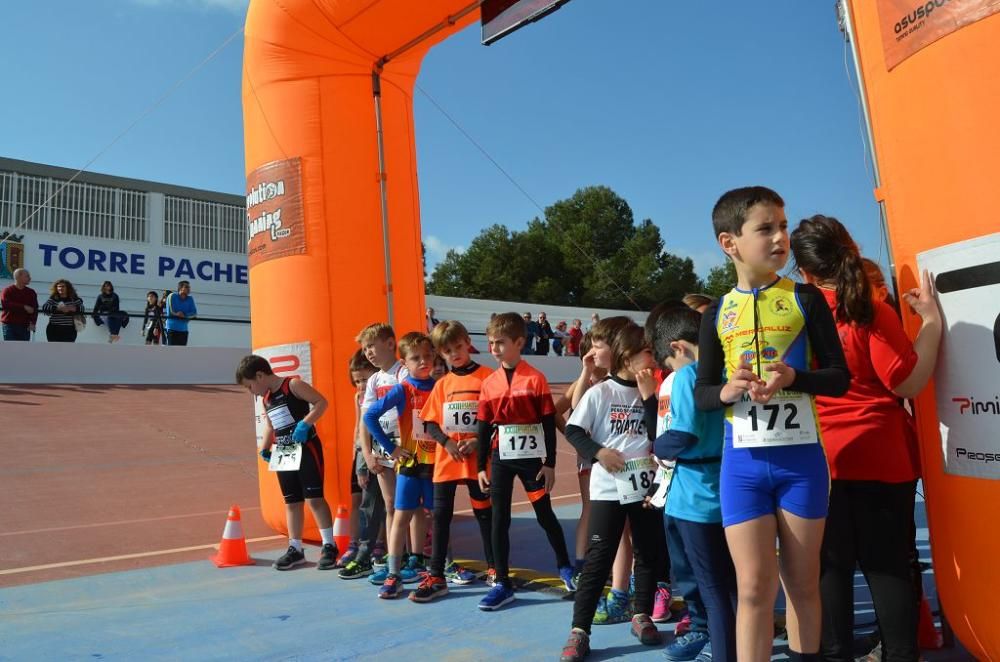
[478, 580, 515, 611]
[337, 542, 359, 568]
[444, 562, 477, 585]
[559, 629, 590, 662]
[630, 613, 662, 646]
[662, 631, 709, 661]
[369, 565, 390, 585]
[694, 641, 713, 662]
[273, 546, 306, 571]
[371, 541, 387, 566]
[559, 565, 577, 592]
[378, 574, 403, 599]
[338, 558, 373, 580]
[593, 590, 631, 625]
[409, 574, 449, 603]
[484, 567, 498, 587]
[652, 582, 672, 622]
[317, 543, 339, 571]
[402, 554, 425, 584]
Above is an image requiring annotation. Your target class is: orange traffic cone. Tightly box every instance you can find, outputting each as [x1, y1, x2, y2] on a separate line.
[211, 504, 254, 567]
[918, 595, 942, 649]
[333, 504, 351, 556]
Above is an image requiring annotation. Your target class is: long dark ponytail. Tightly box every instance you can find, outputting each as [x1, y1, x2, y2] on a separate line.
[790, 215, 874, 326]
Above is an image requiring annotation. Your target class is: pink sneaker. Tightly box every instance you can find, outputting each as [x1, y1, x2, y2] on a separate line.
[674, 613, 692, 637]
[652, 582, 672, 623]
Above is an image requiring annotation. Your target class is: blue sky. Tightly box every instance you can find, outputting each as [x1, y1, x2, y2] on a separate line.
[1, 0, 884, 280]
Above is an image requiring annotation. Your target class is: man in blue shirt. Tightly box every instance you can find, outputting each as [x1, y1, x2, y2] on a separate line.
[165, 280, 197, 346]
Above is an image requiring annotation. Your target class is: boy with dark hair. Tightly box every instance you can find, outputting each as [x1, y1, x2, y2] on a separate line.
[644, 305, 736, 662]
[409, 321, 496, 602]
[476, 312, 574, 610]
[695, 186, 849, 661]
[236, 354, 337, 571]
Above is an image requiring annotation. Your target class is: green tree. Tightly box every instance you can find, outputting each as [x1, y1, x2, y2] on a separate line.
[703, 260, 737, 298]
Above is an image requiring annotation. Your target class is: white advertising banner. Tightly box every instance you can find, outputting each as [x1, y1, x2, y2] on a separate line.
[918, 233, 1000, 480]
[250, 342, 313, 450]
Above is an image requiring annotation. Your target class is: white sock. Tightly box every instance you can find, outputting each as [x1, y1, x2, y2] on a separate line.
[320, 527, 334, 546]
[289, 538, 303, 551]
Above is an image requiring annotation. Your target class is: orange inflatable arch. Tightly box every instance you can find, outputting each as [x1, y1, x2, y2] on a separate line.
[242, 2, 1000, 657]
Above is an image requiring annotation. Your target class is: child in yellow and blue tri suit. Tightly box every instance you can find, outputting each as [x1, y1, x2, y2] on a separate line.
[363, 332, 438, 600]
[694, 187, 849, 662]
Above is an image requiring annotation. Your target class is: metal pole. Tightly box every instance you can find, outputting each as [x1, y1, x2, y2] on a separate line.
[839, 0, 900, 293]
[372, 68, 394, 326]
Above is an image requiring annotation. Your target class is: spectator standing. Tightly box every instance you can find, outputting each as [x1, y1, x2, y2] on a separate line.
[158, 290, 172, 345]
[426, 307, 440, 334]
[566, 319, 583, 357]
[164, 280, 197, 346]
[1, 268, 38, 341]
[552, 321, 569, 356]
[586, 313, 600, 332]
[41, 279, 84, 343]
[523, 312, 539, 355]
[92, 280, 122, 343]
[536, 312, 554, 356]
[142, 291, 164, 345]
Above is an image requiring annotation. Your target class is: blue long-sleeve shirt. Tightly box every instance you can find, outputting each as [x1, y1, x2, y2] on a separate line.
[164, 293, 197, 332]
[363, 376, 436, 455]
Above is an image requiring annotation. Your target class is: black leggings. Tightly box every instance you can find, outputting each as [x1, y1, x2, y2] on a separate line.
[820, 479, 919, 662]
[430, 479, 493, 577]
[46, 324, 77, 342]
[489, 452, 571, 581]
[572, 499, 667, 633]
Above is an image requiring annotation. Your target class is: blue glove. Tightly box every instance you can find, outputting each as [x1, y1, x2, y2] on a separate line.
[259, 448, 272, 462]
[292, 420, 312, 443]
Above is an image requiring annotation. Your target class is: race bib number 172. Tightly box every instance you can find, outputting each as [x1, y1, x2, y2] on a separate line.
[731, 391, 819, 449]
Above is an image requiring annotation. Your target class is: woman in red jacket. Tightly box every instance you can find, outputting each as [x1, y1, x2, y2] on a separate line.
[790, 215, 942, 662]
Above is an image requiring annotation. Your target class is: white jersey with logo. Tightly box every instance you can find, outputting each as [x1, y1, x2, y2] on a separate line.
[567, 378, 651, 502]
[361, 360, 409, 413]
[656, 372, 676, 437]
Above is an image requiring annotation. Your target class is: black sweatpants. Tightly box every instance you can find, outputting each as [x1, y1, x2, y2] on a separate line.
[356, 461, 386, 562]
[820, 479, 919, 662]
[430, 479, 494, 577]
[572, 499, 667, 633]
[489, 451, 571, 581]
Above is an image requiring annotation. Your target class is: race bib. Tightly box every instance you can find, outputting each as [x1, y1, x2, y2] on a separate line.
[412, 411, 434, 442]
[442, 400, 478, 435]
[732, 391, 819, 449]
[266, 405, 295, 430]
[498, 423, 546, 460]
[268, 443, 302, 472]
[614, 456, 658, 505]
[647, 461, 675, 509]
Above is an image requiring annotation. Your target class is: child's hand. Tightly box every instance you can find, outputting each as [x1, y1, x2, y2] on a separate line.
[364, 451, 384, 474]
[259, 448, 272, 462]
[536, 465, 556, 493]
[478, 470, 491, 493]
[458, 438, 478, 456]
[902, 269, 941, 323]
[444, 440, 464, 463]
[291, 420, 312, 443]
[720, 361, 761, 404]
[595, 447, 626, 473]
[582, 348, 597, 374]
[357, 470, 369, 489]
[389, 446, 413, 462]
[752, 362, 796, 403]
[635, 368, 657, 400]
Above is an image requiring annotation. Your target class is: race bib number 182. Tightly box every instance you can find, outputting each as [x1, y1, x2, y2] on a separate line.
[614, 456, 658, 504]
[498, 423, 546, 460]
[731, 391, 819, 448]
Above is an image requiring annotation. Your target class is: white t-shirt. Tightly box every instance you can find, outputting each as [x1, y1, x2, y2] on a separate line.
[362, 361, 410, 445]
[567, 377, 651, 502]
[656, 372, 676, 436]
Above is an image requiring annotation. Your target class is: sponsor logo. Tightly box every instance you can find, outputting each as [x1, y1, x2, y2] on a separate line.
[246, 158, 305, 268]
[720, 310, 738, 332]
[952, 396, 1000, 415]
[608, 404, 644, 435]
[769, 296, 792, 316]
[893, 0, 952, 35]
[955, 448, 998, 463]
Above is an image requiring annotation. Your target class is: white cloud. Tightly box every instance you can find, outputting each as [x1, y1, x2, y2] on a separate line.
[128, 0, 250, 14]
[424, 234, 465, 269]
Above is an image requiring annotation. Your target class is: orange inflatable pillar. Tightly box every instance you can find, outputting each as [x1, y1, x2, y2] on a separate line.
[241, 1, 477, 540]
[846, 3, 1000, 658]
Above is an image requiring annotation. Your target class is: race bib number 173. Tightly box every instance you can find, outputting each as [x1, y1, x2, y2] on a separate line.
[498, 423, 546, 460]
